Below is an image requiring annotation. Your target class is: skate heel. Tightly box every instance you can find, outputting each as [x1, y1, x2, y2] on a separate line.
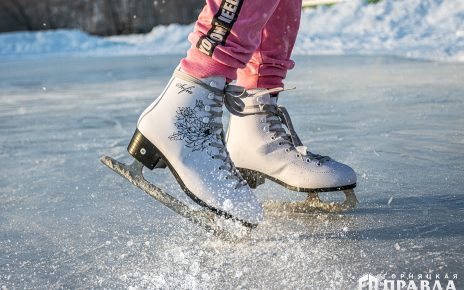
[238, 168, 265, 189]
[127, 129, 167, 170]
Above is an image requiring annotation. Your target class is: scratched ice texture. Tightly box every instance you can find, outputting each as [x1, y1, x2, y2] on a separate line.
[0, 55, 463, 289]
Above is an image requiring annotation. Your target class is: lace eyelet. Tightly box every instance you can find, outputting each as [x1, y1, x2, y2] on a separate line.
[316, 161, 322, 166]
[211, 156, 215, 159]
[278, 142, 282, 146]
[285, 148, 290, 153]
[296, 154, 301, 158]
[271, 136, 276, 140]
[306, 158, 311, 163]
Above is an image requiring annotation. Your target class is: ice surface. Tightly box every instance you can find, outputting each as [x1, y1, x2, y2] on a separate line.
[0, 0, 463, 62]
[0, 55, 463, 289]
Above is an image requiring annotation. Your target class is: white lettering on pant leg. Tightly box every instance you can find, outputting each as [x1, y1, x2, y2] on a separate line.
[209, 25, 228, 43]
[223, 2, 237, 14]
[220, 9, 234, 21]
[198, 38, 214, 56]
[218, 14, 233, 24]
[196, 0, 243, 56]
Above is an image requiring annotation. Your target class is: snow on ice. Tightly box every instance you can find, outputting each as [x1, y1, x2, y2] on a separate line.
[0, 0, 463, 62]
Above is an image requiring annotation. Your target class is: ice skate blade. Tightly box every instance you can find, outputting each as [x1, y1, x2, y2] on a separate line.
[264, 189, 358, 214]
[100, 155, 251, 241]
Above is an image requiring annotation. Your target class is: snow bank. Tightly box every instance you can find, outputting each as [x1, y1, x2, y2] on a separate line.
[0, 0, 462, 62]
[0, 29, 122, 56]
[296, 0, 464, 61]
[0, 24, 192, 57]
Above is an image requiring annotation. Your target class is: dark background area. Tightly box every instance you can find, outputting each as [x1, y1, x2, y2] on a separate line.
[0, 0, 205, 35]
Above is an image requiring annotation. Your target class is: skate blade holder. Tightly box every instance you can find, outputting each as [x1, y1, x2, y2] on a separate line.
[100, 155, 251, 241]
[264, 189, 358, 215]
[239, 168, 358, 214]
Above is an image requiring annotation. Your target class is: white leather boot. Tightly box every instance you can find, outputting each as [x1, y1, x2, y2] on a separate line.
[127, 67, 264, 227]
[226, 89, 357, 193]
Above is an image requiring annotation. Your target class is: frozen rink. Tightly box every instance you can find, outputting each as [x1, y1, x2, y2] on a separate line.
[0, 55, 463, 289]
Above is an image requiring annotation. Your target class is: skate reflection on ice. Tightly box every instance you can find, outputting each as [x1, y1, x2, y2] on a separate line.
[248, 212, 360, 246]
[264, 189, 358, 214]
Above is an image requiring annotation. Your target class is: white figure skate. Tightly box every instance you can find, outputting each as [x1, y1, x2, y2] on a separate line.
[101, 67, 263, 238]
[226, 89, 358, 214]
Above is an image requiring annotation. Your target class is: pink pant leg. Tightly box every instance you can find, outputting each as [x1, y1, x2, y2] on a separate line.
[180, 0, 281, 81]
[237, 0, 302, 89]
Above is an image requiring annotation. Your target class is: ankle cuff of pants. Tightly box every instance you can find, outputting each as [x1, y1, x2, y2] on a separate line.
[237, 69, 284, 89]
[181, 48, 237, 82]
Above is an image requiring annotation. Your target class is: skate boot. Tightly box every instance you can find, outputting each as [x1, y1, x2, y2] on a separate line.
[126, 67, 263, 227]
[226, 89, 358, 213]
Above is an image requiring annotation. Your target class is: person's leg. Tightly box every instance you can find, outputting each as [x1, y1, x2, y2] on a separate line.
[127, 0, 288, 227]
[236, 0, 302, 89]
[227, 0, 358, 207]
[180, 0, 281, 81]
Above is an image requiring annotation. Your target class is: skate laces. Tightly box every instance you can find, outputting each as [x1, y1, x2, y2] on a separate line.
[173, 69, 248, 189]
[207, 98, 246, 189]
[246, 90, 331, 165]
